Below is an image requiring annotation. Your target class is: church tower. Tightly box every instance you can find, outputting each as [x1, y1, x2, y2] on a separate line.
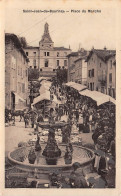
[39, 23, 54, 49]
[39, 22, 55, 74]
[25, 22, 71, 75]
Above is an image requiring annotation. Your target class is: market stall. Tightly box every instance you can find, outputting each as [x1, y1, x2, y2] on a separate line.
[79, 90, 115, 106]
[32, 91, 61, 117]
[69, 83, 87, 92]
[65, 82, 87, 92]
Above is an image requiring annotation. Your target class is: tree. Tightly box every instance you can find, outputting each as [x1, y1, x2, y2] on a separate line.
[28, 68, 39, 81]
[56, 68, 67, 85]
[19, 37, 28, 48]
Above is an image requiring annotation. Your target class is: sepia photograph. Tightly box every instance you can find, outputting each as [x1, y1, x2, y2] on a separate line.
[1, 0, 120, 194]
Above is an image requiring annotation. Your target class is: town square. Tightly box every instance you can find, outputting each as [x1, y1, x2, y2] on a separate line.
[4, 4, 116, 189]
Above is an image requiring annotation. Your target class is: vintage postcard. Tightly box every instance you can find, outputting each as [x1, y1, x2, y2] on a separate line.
[0, 0, 121, 196]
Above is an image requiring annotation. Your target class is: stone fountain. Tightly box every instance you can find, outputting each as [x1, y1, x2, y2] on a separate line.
[36, 121, 68, 165]
[7, 113, 95, 178]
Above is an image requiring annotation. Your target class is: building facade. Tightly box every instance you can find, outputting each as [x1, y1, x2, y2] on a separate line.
[67, 52, 79, 82]
[24, 23, 71, 78]
[86, 49, 116, 95]
[5, 33, 29, 110]
[67, 49, 88, 85]
[107, 55, 116, 98]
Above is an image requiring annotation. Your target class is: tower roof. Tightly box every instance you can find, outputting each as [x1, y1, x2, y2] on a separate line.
[40, 23, 53, 43]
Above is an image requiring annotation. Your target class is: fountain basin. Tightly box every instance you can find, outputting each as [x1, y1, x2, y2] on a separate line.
[8, 144, 95, 173]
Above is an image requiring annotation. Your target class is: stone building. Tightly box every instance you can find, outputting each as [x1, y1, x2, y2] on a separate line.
[67, 52, 78, 82]
[86, 48, 116, 95]
[107, 55, 116, 98]
[5, 33, 29, 110]
[67, 49, 89, 85]
[24, 23, 71, 78]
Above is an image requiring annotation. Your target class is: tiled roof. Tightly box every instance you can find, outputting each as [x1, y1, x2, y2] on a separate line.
[5, 33, 29, 61]
[25, 46, 70, 50]
[86, 49, 116, 62]
[54, 47, 71, 51]
[67, 52, 78, 57]
[74, 51, 89, 63]
[74, 56, 87, 63]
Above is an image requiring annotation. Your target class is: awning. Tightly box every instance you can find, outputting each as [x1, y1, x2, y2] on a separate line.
[32, 91, 62, 106]
[40, 80, 52, 86]
[65, 82, 76, 87]
[79, 90, 116, 106]
[70, 83, 87, 91]
[39, 81, 52, 94]
[39, 86, 50, 94]
[32, 91, 50, 105]
[14, 92, 25, 103]
[65, 82, 87, 91]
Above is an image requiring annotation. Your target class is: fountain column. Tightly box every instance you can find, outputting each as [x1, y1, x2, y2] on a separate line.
[42, 127, 61, 158]
[37, 120, 68, 165]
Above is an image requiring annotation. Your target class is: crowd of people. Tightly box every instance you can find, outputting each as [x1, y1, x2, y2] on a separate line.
[5, 81, 116, 160]
[49, 82, 116, 187]
[50, 83, 115, 151]
[5, 80, 116, 188]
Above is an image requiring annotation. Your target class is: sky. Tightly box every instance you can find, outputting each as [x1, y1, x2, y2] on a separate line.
[4, 0, 116, 52]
